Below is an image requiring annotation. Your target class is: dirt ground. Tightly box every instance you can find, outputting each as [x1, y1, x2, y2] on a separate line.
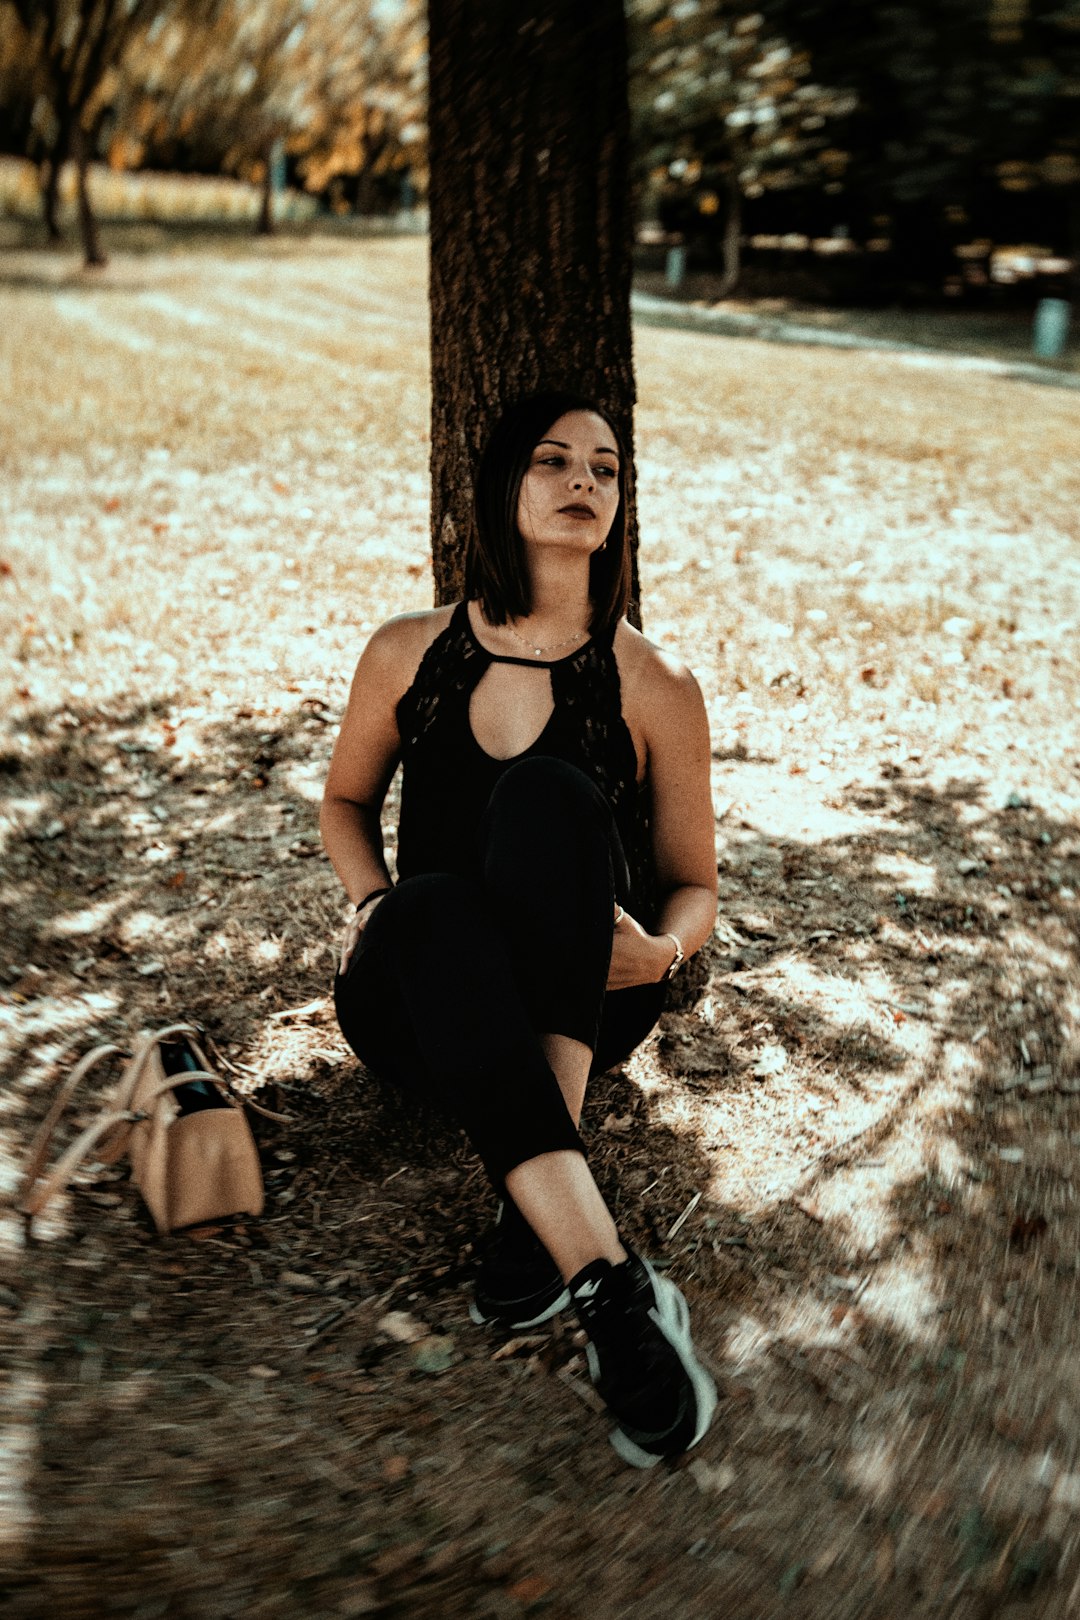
[2, 235, 1080, 1619]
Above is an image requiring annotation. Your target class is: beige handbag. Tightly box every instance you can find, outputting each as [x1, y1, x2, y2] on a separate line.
[19, 1023, 275, 1234]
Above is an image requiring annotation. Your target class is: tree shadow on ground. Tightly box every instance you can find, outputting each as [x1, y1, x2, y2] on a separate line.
[2, 697, 1080, 1616]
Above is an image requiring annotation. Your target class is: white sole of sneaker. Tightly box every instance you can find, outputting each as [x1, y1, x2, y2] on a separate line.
[593, 1262, 718, 1469]
[469, 1286, 571, 1331]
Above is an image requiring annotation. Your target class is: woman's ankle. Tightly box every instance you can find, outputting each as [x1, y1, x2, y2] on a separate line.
[557, 1237, 627, 1284]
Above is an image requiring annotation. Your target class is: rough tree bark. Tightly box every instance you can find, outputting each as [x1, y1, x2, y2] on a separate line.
[426, 0, 641, 624]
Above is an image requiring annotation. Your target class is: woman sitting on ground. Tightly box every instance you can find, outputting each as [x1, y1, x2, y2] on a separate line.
[321, 390, 718, 1467]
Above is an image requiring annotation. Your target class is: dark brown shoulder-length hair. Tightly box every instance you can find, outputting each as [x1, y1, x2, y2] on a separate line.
[464, 390, 632, 640]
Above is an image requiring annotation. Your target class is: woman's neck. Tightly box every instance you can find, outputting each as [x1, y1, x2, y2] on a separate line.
[515, 550, 593, 632]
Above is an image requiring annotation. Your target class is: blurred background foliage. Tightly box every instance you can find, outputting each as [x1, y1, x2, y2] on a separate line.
[1, 0, 1077, 300]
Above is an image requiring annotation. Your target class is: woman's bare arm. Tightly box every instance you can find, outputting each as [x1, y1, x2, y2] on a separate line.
[320, 615, 432, 905]
[645, 656, 718, 959]
[609, 641, 717, 987]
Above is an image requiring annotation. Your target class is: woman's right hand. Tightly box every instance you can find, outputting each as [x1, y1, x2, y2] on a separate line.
[338, 893, 387, 976]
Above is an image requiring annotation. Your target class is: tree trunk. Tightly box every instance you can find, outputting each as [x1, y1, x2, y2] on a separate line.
[716, 168, 743, 299]
[427, 0, 640, 623]
[72, 125, 107, 268]
[258, 150, 275, 236]
[41, 154, 63, 244]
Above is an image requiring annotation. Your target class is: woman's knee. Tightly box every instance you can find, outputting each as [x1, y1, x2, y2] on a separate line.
[370, 872, 479, 938]
[487, 755, 607, 825]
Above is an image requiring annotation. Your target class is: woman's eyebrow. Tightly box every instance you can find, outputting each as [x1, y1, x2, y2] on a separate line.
[536, 438, 619, 457]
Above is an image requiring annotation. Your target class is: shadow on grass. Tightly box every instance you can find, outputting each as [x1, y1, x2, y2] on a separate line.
[2, 693, 1079, 1615]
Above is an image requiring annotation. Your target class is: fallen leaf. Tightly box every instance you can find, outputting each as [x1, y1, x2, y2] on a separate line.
[793, 1195, 824, 1223]
[753, 1042, 788, 1079]
[993, 1407, 1026, 1442]
[874, 1534, 896, 1583]
[280, 1271, 320, 1292]
[410, 1335, 457, 1374]
[382, 1455, 409, 1483]
[248, 1364, 280, 1379]
[506, 1575, 552, 1605]
[491, 1336, 548, 1361]
[370, 1541, 427, 1579]
[688, 1459, 736, 1494]
[736, 911, 779, 940]
[1009, 1213, 1047, 1248]
[1051, 1472, 1080, 1510]
[601, 1112, 634, 1134]
[377, 1310, 428, 1344]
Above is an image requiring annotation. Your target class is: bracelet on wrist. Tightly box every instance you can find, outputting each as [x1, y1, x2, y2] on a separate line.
[355, 885, 392, 915]
[661, 932, 685, 981]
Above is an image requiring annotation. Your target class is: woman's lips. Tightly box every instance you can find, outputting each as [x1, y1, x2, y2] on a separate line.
[559, 505, 595, 519]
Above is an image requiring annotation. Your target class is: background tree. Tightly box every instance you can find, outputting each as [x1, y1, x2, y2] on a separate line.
[752, 0, 1080, 295]
[628, 0, 855, 296]
[0, 8, 37, 166]
[112, 0, 313, 237]
[3, 0, 191, 264]
[426, 0, 640, 619]
[112, 0, 426, 230]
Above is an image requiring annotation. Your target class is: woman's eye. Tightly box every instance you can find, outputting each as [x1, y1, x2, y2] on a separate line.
[595, 465, 617, 478]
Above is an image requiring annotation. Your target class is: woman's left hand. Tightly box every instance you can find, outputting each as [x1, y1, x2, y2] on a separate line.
[607, 903, 675, 990]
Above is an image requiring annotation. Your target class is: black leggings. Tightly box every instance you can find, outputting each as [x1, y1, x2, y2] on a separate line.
[333, 756, 665, 1187]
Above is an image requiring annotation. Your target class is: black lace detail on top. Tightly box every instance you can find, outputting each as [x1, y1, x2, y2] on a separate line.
[395, 603, 658, 925]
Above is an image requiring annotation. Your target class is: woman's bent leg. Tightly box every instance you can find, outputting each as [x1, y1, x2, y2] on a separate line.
[478, 755, 626, 1062]
[474, 757, 635, 1270]
[334, 872, 584, 1181]
[334, 871, 626, 1281]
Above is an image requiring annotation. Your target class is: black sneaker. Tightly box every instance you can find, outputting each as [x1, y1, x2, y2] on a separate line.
[570, 1250, 717, 1468]
[469, 1200, 571, 1330]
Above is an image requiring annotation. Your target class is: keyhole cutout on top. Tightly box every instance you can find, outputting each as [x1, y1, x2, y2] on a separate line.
[468, 660, 557, 762]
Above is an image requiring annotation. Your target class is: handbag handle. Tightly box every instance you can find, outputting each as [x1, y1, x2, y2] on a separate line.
[19, 1070, 241, 1223]
[113, 1023, 210, 1112]
[17, 1044, 129, 1210]
[20, 1107, 144, 1221]
[113, 1025, 293, 1123]
[21, 1026, 208, 1199]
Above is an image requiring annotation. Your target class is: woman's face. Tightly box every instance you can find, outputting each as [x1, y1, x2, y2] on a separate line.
[516, 410, 621, 554]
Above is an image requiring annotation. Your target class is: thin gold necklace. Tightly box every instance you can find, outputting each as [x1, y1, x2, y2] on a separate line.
[505, 619, 590, 659]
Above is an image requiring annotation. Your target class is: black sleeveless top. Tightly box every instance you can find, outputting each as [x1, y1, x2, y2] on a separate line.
[394, 601, 658, 925]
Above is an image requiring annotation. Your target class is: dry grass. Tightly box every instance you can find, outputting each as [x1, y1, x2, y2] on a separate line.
[0, 154, 318, 226]
[2, 236, 1080, 1618]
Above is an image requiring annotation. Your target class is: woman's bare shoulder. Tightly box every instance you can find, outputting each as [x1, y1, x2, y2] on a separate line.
[613, 618, 700, 697]
[356, 604, 456, 675]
